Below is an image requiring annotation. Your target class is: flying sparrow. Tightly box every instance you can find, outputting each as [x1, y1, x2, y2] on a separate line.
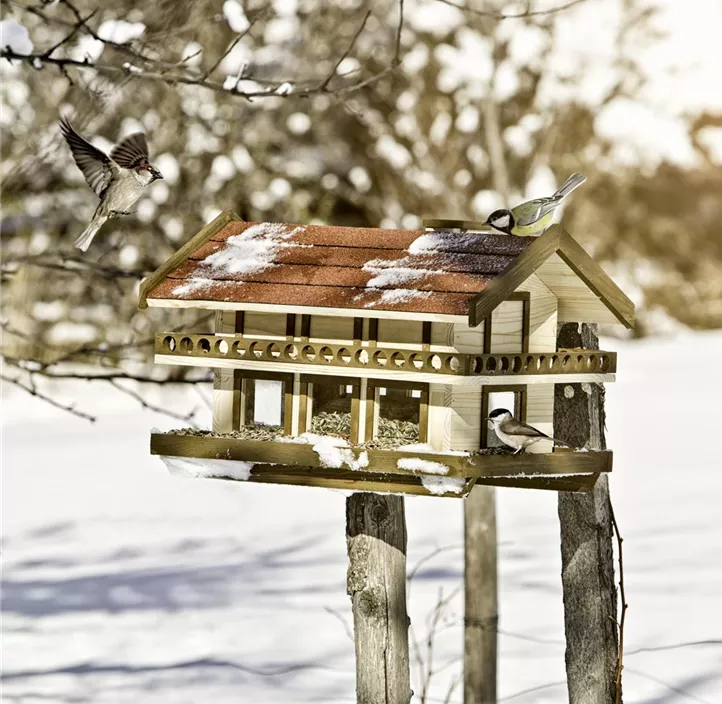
[487, 408, 572, 454]
[59, 116, 163, 251]
[485, 173, 586, 237]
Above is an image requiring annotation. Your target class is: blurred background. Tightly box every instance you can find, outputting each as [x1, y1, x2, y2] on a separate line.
[2, 1, 722, 703]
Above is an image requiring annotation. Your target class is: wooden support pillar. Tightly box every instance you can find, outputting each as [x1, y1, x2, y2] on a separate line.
[346, 493, 411, 704]
[556, 323, 618, 704]
[464, 485, 498, 704]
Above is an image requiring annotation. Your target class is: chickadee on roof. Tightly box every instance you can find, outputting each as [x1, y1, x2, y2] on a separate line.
[487, 408, 571, 454]
[485, 172, 586, 237]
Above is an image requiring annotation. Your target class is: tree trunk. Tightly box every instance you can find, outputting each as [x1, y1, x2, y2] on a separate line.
[556, 323, 619, 704]
[464, 485, 498, 704]
[346, 492, 411, 704]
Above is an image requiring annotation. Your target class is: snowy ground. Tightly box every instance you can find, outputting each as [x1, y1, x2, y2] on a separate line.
[3, 331, 722, 704]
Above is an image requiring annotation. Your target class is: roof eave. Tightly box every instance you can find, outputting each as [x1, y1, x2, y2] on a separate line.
[138, 210, 242, 310]
[467, 225, 635, 329]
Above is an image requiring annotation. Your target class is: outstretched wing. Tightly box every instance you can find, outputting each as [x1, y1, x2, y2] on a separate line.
[59, 116, 118, 197]
[110, 133, 149, 169]
[514, 196, 560, 227]
[502, 418, 550, 438]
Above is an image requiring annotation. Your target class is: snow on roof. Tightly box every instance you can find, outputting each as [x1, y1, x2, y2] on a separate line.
[145, 214, 534, 316]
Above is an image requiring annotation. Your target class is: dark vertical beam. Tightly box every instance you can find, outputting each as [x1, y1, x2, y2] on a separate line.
[556, 322, 618, 704]
[482, 317, 492, 354]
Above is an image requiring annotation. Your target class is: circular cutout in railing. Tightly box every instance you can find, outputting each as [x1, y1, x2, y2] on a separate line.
[373, 350, 388, 367]
[267, 342, 282, 359]
[391, 352, 406, 368]
[180, 337, 192, 352]
[284, 344, 299, 361]
[198, 338, 211, 354]
[429, 354, 442, 371]
[446, 355, 461, 372]
[409, 353, 424, 370]
[355, 348, 370, 365]
[319, 346, 334, 363]
[302, 345, 317, 362]
[485, 357, 497, 372]
[233, 340, 246, 357]
[163, 336, 176, 352]
[249, 341, 264, 359]
[511, 356, 522, 373]
[215, 339, 229, 355]
[337, 347, 352, 364]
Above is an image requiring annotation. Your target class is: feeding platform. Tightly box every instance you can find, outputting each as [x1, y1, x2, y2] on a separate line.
[151, 431, 612, 497]
[141, 212, 633, 496]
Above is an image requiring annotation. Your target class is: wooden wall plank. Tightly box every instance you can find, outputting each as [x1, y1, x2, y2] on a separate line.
[377, 319, 424, 350]
[243, 312, 288, 339]
[309, 315, 355, 344]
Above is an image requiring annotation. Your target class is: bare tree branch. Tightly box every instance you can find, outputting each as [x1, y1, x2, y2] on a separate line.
[320, 10, 372, 92]
[1, 0, 407, 100]
[434, 0, 588, 19]
[1, 372, 97, 421]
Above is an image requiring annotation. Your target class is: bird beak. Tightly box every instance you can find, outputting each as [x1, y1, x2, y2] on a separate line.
[151, 168, 163, 182]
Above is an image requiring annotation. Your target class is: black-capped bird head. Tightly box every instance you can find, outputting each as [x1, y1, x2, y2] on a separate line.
[487, 408, 513, 424]
[485, 209, 515, 235]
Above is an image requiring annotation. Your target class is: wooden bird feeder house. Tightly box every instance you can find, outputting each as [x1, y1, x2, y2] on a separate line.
[141, 211, 634, 497]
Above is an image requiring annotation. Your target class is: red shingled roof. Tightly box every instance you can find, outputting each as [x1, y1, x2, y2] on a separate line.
[143, 214, 535, 316]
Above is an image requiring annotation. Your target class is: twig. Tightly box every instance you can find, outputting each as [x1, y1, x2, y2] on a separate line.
[323, 606, 354, 644]
[200, 7, 266, 81]
[394, 0, 405, 65]
[433, 0, 587, 19]
[407, 544, 463, 582]
[107, 378, 199, 423]
[1, 372, 97, 422]
[319, 10, 372, 91]
[609, 499, 627, 704]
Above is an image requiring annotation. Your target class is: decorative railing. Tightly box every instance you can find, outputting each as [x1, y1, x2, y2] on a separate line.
[156, 333, 617, 377]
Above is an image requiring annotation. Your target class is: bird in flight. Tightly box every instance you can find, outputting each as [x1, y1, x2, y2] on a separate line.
[485, 173, 586, 237]
[59, 116, 163, 251]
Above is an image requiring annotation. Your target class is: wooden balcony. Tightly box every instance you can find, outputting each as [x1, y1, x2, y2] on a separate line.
[156, 333, 617, 384]
[151, 432, 612, 497]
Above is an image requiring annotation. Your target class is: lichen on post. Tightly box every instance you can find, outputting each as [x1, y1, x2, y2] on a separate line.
[346, 493, 411, 704]
[556, 322, 619, 704]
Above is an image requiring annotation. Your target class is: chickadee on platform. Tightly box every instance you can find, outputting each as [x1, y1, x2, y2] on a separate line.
[487, 408, 571, 454]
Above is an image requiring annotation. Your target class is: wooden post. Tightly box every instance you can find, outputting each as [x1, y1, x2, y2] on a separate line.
[556, 323, 619, 704]
[464, 485, 498, 704]
[346, 493, 411, 704]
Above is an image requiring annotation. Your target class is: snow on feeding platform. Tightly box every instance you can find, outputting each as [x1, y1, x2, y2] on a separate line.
[420, 476, 467, 495]
[159, 455, 253, 481]
[397, 457, 450, 475]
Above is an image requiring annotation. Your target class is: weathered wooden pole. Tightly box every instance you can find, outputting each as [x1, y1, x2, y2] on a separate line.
[346, 492, 411, 704]
[464, 485, 498, 704]
[556, 322, 619, 704]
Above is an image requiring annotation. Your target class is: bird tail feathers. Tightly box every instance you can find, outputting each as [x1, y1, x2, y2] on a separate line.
[553, 172, 586, 200]
[74, 216, 105, 252]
